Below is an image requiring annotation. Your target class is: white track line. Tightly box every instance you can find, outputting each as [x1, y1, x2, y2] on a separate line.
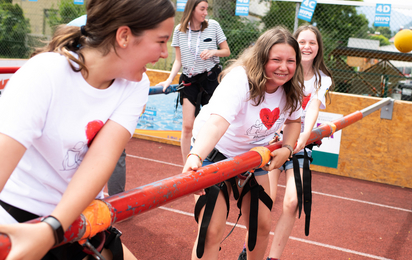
[158, 206, 392, 260]
[128, 154, 411, 213]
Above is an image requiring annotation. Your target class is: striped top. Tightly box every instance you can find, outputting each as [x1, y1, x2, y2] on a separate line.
[171, 19, 227, 77]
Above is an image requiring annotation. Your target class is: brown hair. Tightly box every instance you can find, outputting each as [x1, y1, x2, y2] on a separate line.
[220, 26, 304, 116]
[294, 24, 334, 102]
[179, 0, 208, 33]
[32, 0, 175, 76]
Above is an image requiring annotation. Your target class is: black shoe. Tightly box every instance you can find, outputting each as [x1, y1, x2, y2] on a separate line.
[238, 248, 247, 260]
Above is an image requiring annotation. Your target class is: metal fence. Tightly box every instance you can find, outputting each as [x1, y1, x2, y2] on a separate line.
[1, 0, 412, 99]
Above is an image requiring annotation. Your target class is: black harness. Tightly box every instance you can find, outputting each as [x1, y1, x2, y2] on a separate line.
[194, 148, 273, 258]
[292, 140, 321, 236]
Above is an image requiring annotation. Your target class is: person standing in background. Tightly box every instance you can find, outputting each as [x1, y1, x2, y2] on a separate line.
[157, 0, 230, 164]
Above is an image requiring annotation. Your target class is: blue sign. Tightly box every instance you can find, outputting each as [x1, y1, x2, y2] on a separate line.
[374, 4, 391, 27]
[177, 0, 187, 12]
[74, 0, 84, 4]
[297, 0, 317, 22]
[235, 0, 249, 16]
[28, 0, 37, 2]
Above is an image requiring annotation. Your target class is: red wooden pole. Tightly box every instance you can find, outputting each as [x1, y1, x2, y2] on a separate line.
[0, 67, 19, 74]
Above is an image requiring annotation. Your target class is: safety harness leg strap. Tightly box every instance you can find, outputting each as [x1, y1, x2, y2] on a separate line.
[293, 156, 303, 218]
[302, 148, 312, 236]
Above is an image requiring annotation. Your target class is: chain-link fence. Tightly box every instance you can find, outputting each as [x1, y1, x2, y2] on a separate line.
[1, 0, 412, 99]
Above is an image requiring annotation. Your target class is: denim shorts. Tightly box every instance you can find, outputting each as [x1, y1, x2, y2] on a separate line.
[278, 149, 312, 171]
[202, 158, 268, 176]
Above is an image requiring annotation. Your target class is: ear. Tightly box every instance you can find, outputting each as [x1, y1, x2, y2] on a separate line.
[116, 26, 132, 48]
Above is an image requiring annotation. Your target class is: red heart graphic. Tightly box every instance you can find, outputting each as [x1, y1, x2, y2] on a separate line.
[85, 120, 104, 147]
[259, 107, 280, 129]
[302, 94, 311, 110]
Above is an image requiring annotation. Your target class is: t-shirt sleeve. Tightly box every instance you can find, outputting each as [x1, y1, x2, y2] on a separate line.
[171, 25, 181, 47]
[287, 106, 302, 121]
[0, 56, 53, 148]
[313, 74, 332, 110]
[109, 74, 150, 137]
[214, 21, 227, 45]
[207, 67, 247, 124]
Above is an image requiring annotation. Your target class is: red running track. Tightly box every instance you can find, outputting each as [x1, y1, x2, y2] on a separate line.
[110, 138, 412, 260]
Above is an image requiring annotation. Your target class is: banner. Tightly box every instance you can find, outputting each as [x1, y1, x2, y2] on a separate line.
[312, 112, 343, 168]
[297, 0, 317, 22]
[235, 0, 249, 16]
[374, 3, 391, 27]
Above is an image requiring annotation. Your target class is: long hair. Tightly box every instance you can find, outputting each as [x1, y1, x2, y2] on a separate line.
[294, 24, 334, 102]
[179, 0, 208, 33]
[31, 0, 175, 76]
[220, 26, 304, 116]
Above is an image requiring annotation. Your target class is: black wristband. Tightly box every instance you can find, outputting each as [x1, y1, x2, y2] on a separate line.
[41, 215, 64, 246]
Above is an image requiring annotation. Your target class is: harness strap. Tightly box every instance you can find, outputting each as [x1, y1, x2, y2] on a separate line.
[293, 148, 314, 236]
[236, 175, 273, 252]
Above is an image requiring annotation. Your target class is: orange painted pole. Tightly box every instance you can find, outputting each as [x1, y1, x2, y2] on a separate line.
[0, 97, 393, 258]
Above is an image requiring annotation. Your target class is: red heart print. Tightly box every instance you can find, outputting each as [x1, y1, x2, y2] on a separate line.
[259, 107, 280, 129]
[85, 120, 104, 147]
[302, 94, 311, 110]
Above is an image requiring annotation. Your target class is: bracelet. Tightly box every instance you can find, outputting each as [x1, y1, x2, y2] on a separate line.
[41, 215, 64, 246]
[187, 153, 203, 164]
[282, 144, 294, 158]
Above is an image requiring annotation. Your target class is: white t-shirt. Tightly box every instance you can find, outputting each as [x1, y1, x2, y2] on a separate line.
[0, 52, 149, 223]
[300, 71, 331, 132]
[171, 19, 227, 77]
[192, 66, 302, 158]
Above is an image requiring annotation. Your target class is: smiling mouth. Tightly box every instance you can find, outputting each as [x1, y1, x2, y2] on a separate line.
[275, 73, 288, 77]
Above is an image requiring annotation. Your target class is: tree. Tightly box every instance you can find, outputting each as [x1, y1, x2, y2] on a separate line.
[211, 0, 261, 66]
[0, 0, 31, 58]
[47, 0, 86, 32]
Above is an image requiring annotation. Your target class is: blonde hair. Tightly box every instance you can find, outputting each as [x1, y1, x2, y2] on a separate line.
[179, 0, 208, 33]
[220, 26, 304, 116]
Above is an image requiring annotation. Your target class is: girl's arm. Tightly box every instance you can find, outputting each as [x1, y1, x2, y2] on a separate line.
[265, 118, 301, 171]
[0, 134, 26, 192]
[157, 47, 182, 91]
[0, 120, 131, 260]
[200, 40, 231, 60]
[182, 114, 230, 173]
[294, 99, 321, 153]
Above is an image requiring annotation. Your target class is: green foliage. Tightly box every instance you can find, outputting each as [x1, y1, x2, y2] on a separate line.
[212, 1, 261, 66]
[368, 34, 391, 46]
[261, 1, 296, 32]
[369, 26, 393, 39]
[0, 2, 31, 58]
[48, 0, 86, 32]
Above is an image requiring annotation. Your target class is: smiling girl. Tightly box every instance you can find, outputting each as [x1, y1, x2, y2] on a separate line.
[0, 0, 174, 259]
[265, 24, 334, 260]
[183, 26, 303, 260]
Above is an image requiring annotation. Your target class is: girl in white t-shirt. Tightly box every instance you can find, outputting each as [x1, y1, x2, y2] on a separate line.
[0, 0, 174, 259]
[183, 27, 304, 260]
[265, 25, 335, 260]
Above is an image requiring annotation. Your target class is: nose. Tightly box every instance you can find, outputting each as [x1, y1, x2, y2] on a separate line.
[279, 61, 287, 71]
[160, 44, 168, 59]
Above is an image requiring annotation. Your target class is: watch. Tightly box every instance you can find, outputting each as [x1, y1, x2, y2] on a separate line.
[41, 215, 64, 246]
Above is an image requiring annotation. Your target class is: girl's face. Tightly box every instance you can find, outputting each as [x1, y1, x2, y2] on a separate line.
[264, 43, 297, 93]
[124, 17, 174, 82]
[191, 1, 208, 24]
[297, 30, 319, 64]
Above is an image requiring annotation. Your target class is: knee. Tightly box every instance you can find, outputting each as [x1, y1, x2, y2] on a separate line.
[283, 196, 298, 215]
[181, 122, 193, 134]
[257, 214, 272, 236]
[204, 224, 225, 245]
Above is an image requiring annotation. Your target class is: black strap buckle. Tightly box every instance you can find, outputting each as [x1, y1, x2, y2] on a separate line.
[206, 147, 219, 162]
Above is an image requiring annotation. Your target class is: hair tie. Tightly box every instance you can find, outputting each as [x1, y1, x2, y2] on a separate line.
[80, 25, 88, 36]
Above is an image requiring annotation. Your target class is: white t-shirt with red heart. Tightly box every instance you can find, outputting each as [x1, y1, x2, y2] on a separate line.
[192, 66, 302, 158]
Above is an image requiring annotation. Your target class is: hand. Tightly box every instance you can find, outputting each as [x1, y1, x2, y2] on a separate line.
[0, 222, 55, 260]
[294, 132, 310, 153]
[262, 147, 290, 171]
[268, 132, 280, 145]
[156, 80, 172, 92]
[183, 154, 205, 196]
[199, 49, 216, 60]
